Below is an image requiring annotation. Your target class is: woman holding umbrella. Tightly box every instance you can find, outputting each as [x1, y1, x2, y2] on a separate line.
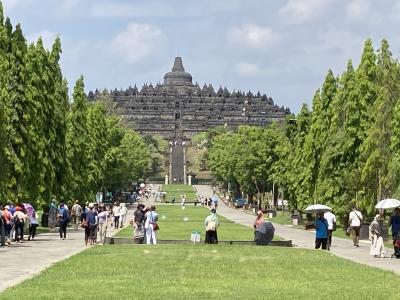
[315, 211, 329, 250]
[305, 205, 331, 250]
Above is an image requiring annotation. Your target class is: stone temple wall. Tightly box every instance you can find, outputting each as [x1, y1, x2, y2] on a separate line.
[88, 57, 291, 139]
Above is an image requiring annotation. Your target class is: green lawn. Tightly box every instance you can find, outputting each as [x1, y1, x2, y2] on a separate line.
[116, 205, 256, 241]
[1, 245, 399, 300]
[161, 184, 198, 202]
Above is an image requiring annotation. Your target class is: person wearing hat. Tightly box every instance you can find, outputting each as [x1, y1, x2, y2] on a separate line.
[85, 203, 98, 246]
[369, 214, 386, 258]
[71, 200, 83, 229]
[204, 208, 220, 244]
[13, 206, 27, 243]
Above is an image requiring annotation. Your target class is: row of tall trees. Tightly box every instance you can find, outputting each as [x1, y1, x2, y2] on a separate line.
[200, 39, 400, 220]
[0, 4, 153, 208]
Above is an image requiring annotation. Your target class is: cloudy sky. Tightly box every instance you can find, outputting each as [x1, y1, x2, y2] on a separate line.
[2, 0, 400, 112]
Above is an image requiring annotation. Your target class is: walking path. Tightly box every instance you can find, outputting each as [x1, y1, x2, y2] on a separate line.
[0, 206, 135, 292]
[194, 185, 400, 275]
[0, 184, 162, 292]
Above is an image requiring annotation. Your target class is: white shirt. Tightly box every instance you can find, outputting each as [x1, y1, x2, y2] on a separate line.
[324, 212, 336, 230]
[349, 210, 363, 227]
[112, 206, 120, 217]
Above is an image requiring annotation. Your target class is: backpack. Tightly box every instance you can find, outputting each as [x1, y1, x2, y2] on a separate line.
[206, 216, 217, 231]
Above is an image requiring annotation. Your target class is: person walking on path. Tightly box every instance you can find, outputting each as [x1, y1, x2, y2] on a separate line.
[144, 205, 159, 244]
[13, 206, 27, 243]
[97, 206, 108, 244]
[119, 203, 128, 228]
[112, 202, 120, 229]
[49, 199, 58, 231]
[2, 206, 12, 245]
[369, 214, 386, 258]
[71, 200, 82, 229]
[389, 207, 400, 253]
[0, 205, 5, 247]
[324, 211, 336, 246]
[28, 210, 39, 241]
[58, 203, 69, 240]
[315, 212, 329, 250]
[133, 204, 145, 244]
[204, 208, 220, 244]
[348, 204, 363, 247]
[86, 203, 98, 246]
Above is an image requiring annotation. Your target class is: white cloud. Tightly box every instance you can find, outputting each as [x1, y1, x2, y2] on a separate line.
[110, 23, 164, 64]
[228, 24, 276, 48]
[234, 62, 261, 76]
[27, 30, 58, 49]
[90, 1, 178, 18]
[346, 0, 371, 19]
[280, 0, 332, 23]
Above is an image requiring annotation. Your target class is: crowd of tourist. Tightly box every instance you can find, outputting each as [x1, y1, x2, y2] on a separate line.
[312, 203, 400, 259]
[0, 198, 136, 247]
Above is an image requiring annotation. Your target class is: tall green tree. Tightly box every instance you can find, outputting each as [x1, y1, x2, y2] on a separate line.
[361, 40, 400, 213]
[66, 76, 90, 202]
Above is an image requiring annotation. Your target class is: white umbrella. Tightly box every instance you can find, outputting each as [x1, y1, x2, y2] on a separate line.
[305, 204, 332, 213]
[375, 198, 400, 209]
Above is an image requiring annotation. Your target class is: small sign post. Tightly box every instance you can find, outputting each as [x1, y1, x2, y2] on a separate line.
[190, 231, 201, 244]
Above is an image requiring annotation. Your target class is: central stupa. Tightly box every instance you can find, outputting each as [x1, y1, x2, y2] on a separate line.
[163, 57, 193, 87]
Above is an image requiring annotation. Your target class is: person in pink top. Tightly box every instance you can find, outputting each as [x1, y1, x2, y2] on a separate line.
[254, 211, 265, 230]
[2, 206, 12, 245]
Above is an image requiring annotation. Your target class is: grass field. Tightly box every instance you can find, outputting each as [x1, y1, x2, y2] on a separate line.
[161, 184, 198, 202]
[116, 205, 256, 241]
[1, 244, 399, 300]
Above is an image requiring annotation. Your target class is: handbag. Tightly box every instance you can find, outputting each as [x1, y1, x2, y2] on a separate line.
[345, 226, 352, 236]
[81, 220, 88, 228]
[153, 222, 159, 231]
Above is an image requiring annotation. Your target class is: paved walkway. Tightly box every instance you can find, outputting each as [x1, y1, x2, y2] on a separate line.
[194, 185, 400, 275]
[0, 184, 162, 293]
[0, 206, 135, 292]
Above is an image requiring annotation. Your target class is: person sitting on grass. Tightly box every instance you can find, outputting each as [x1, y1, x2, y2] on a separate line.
[204, 208, 219, 244]
[254, 210, 265, 230]
[314, 212, 329, 250]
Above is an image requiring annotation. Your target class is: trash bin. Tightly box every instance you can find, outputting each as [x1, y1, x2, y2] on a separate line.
[291, 214, 300, 226]
[266, 209, 277, 218]
[41, 213, 49, 228]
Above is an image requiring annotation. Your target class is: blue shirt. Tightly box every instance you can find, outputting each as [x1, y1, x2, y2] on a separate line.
[86, 210, 98, 225]
[315, 218, 328, 238]
[390, 215, 400, 234]
[58, 207, 69, 221]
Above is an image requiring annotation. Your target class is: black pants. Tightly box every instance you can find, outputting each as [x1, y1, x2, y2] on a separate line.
[205, 230, 218, 244]
[59, 220, 68, 238]
[328, 229, 333, 246]
[15, 221, 24, 242]
[114, 216, 120, 228]
[29, 224, 38, 239]
[315, 238, 328, 250]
